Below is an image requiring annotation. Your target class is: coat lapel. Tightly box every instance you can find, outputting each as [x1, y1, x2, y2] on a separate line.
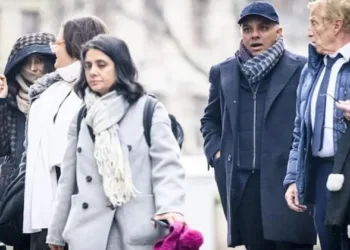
[220, 59, 240, 133]
[303, 64, 323, 138]
[334, 123, 350, 173]
[264, 53, 299, 119]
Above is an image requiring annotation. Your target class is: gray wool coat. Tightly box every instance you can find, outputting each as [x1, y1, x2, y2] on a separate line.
[46, 95, 186, 250]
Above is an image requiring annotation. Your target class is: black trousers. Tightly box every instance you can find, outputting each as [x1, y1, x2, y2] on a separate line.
[30, 229, 68, 250]
[312, 157, 350, 250]
[0, 245, 30, 250]
[237, 173, 313, 250]
[30, 169, 68, 250]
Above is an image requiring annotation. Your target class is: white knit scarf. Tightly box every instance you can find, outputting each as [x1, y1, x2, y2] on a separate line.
[15, 67, 44, 114]
[15, 74, 30, 114]
[84, 88, 137, 207]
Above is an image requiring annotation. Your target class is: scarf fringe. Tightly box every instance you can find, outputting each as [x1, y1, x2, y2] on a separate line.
[94, 128, 137, 206]
[84, 89, 137, 207]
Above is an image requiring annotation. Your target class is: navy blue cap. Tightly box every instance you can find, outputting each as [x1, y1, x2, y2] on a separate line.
[238, 1, 279, 25]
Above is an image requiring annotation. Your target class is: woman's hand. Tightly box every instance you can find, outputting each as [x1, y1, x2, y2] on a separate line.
[48, 244, 65, 250]
[154, 212, 184, 225]
[0, 74, 8, 98]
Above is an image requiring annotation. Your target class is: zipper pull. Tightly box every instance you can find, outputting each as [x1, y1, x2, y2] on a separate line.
[253, 92, 257, 100]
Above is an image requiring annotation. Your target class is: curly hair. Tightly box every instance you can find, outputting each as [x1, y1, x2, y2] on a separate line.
[308, 0, 350, 34]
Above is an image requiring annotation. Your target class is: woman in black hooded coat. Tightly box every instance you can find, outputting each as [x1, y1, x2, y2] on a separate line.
[0, 32, 56, 250]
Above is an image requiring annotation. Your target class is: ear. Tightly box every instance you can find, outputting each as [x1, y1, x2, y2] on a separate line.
[334, 19, 343, 35]
[276, 26, 283, 37]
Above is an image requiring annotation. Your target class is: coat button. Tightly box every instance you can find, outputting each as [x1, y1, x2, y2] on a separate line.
[127, 145, 132, 151]
[77, 147, 82, 153]
[82, 202, 89, 209]
[86, 176, 92, 182]
[228, 155, 232, 162]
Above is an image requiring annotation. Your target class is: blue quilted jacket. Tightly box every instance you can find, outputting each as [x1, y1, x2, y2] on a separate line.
[284, 45, 350, 204]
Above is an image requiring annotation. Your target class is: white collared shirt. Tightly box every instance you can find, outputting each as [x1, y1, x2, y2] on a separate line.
[311, 42, 350, 157]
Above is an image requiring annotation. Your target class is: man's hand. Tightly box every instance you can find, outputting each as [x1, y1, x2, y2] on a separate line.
[153, 212, 184, 225]
[285, 183, 307, 212]
[214, 151, 221, 160]
[336, 100, 350, 121]
[0, 74, 8, 98]
[48, 244, 65, 250]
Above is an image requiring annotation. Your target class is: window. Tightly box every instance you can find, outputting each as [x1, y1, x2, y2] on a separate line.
[74, 0, 85, 11]
[21, 11, 40, 34]
[192, 0, 209, 46]
[143, 0, 164, 37]
[144, 0, 164, 14]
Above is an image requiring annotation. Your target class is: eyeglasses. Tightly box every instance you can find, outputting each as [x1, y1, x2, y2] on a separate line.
[49, 40, 65, 52]
[320, 93, 346, 134]
[319, 93, 339, 103]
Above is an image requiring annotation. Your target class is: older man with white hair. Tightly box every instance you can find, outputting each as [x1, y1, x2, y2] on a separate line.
[284, 0, 350, 249]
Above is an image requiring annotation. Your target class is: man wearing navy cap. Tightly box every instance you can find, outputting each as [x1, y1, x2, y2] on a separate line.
[201, 1, 316, 249]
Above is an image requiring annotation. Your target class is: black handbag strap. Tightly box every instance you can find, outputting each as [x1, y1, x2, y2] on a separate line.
[143, 95, 158, 147]
[77, 105, 95, 142]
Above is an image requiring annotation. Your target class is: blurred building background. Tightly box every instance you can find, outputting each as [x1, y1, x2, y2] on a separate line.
[0, 0, 310, 157]
[0, 0, 312, 249]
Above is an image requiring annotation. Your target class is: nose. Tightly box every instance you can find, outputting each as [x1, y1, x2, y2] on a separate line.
[307, 27, 313, 38]
[89, 64, 98, 76]
[251, 29, 260, 39]
[30, 61, 38, 72]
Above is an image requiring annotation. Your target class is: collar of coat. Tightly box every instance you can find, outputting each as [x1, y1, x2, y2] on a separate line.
[307, 44, 324, 75]
[29, 61, 81, 103]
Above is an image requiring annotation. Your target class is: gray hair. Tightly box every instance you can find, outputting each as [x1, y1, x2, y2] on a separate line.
[308, 0, 350, 33]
